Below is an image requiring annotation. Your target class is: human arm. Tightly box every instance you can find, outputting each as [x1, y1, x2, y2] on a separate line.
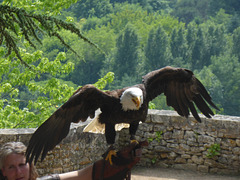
[39, 141, 147, 180]
[59, 165, 92, 180]
[38, 165, 92, 180]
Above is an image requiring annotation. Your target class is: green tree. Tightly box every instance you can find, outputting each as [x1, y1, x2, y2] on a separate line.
[210, 9, 231, 26]
[2, 0, 78, 15]
[208, 24, 227, 57]
[145, 25, 171, 71]
[172, 0, 207, 24]
[210, 53, 240, 116]
[109, 3, 181, 38]
[186, 22, 197, 69]
[68, 25, 116, 85]
[113, 23, 140, 80]
[0, 49, 75, 128]
[69, 0, 113, 19]
[191, 27, 207, 69]
[232, 27, 240, 61]
[147, 0, 174, 13]
[209, 0, 240, 17]
[227, 13, 240, 33]
[0, 4, 99, 68]
[170, 26, 188, 67]
[0, 2, 107, 129]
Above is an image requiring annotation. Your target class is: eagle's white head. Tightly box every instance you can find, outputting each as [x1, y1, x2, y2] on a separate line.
[120, 87, 143, 111]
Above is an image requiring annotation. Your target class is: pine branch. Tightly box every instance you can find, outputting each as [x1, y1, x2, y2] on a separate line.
[0, 5, 104, 68]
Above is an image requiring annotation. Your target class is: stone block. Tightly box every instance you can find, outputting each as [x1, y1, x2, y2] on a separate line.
[198, 135, 215, 144]
[184, 131, 197, 141]
[172, 129, 184, 139]
[236, 139, 240, 146]
[173, 163, 197, 171]
[160, 153, 168, 159]
[179, 143, 190, 151]
[52, 168, 63, 174]
[209, 168, 219, 173]
[204, 159, 227, 169]
[163, 131, 172, 139]
[181, 154, 191, 159]
[154, 146, 172, 153]
[192, 155, 204, 165]
[197, 165, 209, 173]
[175, 157, 186, 164]
[233, 147, 240, 155]
[221, 139, 236, 148]
[168, 152, 177, 159]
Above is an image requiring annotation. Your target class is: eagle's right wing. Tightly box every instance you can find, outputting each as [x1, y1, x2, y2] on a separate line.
[26, 84, 115, 164]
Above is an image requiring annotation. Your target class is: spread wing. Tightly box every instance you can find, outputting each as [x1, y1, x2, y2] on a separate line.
[26, 84, 115, 164]
[143, 66, 219, 122]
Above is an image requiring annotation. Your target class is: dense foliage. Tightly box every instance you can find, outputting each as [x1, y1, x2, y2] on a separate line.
[1, 0, 240, 128]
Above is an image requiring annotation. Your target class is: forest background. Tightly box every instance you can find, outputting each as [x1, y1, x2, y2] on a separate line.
[1, 0, 240, 128]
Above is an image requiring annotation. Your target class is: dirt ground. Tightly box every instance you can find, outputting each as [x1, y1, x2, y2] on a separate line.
[131, 167, 240, 180]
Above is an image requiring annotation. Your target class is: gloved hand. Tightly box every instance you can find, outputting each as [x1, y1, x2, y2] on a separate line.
[92, 141, 148, 180]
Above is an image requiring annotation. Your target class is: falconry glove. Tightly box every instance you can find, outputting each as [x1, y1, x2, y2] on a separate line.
[92, 141, 148, 180]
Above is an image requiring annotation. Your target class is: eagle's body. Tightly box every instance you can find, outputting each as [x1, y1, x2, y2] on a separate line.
[26, 66, 219, 164]
[99, 86, 146, 123]
[96, 85, 147, 144]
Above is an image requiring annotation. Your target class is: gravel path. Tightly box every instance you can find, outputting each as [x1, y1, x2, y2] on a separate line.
[131, 167, 240, 180]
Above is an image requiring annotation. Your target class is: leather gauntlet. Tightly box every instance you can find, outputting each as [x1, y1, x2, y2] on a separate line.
[92, 141, 148, 180]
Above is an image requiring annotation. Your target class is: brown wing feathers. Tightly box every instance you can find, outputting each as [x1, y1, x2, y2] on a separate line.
[176, 82, 190, 117]
[26, 108, 72, 164]
[26, 85, 107, 164]
[195, 78, 219, 110]
[144, 66, 219, 122]
[177, 76, 217, 122]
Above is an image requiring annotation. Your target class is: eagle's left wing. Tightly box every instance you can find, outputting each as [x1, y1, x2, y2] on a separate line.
[143, 66, 219, 122]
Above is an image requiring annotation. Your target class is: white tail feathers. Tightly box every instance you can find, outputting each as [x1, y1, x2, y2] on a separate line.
[83, 116, 129, 134]
[83, 116, 105, 134]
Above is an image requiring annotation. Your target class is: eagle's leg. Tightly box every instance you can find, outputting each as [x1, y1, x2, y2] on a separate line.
[129, 122, 139, 144]
[104, 123, 117, 165]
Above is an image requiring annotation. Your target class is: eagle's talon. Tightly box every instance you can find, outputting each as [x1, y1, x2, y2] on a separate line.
[105, 149, 117, 165]
[130, 139, 139, 144]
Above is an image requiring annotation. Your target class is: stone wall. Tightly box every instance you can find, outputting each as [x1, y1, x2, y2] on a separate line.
[0, 110, 240, 176]
[0, 124, 108, 175]
[120, 110, 240, 175]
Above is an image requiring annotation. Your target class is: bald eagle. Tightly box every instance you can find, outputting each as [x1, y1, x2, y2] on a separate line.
[26, 66, 219, 164]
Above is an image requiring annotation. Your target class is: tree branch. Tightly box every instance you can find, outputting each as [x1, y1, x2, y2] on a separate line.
[0, 5, 103, 68]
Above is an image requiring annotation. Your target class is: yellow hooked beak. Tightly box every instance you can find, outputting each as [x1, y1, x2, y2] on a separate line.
[132, 96, 141, 109]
